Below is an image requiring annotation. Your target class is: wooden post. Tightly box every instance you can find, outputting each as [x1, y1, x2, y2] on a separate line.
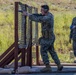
[21, 4, 27, 66]
[21, 48, 25, 66]
[27, 7, 32, 67]
[34, 8, 39, 65]
[14, 2, 18, 72]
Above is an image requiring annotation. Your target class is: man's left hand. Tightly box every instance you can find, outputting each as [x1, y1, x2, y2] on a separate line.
[23, 11, 28, 16]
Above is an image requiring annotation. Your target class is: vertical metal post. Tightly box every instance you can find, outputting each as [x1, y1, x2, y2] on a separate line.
[14, 2, 18, 72]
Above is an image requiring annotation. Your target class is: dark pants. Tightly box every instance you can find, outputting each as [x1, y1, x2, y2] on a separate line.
[73, 40, 76, 57]
[40, 37, 60, 65]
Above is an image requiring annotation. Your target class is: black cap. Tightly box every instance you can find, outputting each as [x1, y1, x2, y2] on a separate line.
[41, 5, 49, 12]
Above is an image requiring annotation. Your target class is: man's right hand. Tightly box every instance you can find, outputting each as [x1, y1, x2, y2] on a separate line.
[23, 11, 31, 16]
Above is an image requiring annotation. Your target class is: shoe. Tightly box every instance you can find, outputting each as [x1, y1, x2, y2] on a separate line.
[74, 60, 76, 63]
[40, 65, 52, 73]
[57, 65, 63, 71]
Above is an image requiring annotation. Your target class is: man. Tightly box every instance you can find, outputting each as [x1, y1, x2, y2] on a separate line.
[69, 17, 76, 63]
[23, 5, 63, 72]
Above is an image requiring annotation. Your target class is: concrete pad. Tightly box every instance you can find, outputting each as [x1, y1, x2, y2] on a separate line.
[14, 66, 76, 74]
[1, 66, 76, 75]
[16, 66, 32, 74]
[0, 68, 13, 74]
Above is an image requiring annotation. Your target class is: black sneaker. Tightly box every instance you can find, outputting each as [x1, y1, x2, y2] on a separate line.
[57, 65, 63, 71]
